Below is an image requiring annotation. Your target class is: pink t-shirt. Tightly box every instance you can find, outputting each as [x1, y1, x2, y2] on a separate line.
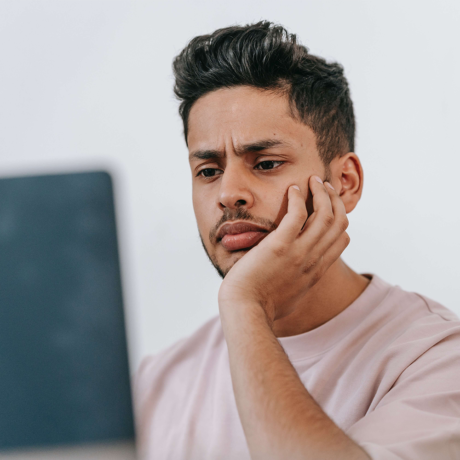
[135, 275, 460, 459]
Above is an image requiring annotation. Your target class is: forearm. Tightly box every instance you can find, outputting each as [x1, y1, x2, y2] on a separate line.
[220, 301, 371, 460]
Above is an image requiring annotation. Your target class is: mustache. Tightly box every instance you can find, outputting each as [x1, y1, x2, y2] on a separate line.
[209, 207, 277, 244]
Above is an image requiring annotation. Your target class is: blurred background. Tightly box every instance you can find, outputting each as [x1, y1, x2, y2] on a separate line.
[1, 0, 459, 457]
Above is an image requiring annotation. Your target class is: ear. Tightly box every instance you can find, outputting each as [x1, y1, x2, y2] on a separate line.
[329, 152, 363, 213]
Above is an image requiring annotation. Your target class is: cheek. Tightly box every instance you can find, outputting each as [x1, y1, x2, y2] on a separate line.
[193, 195, 215, 242]
[193, 205, 206, 233]
[256, 184, 290, 224]
[257, 181, 286, 205]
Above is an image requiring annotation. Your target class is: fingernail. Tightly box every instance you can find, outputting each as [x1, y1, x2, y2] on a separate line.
[314, 176, 323, 184]
[325, 182, 335, 190]
[292, 185, 300, 191]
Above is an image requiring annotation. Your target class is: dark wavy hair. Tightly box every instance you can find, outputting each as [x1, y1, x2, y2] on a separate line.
[173, 21, 355, 165]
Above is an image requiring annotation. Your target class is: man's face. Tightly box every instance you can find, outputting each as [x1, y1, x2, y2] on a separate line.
[187, 86, 327, 278]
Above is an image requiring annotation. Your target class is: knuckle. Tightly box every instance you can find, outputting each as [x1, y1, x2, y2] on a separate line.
[309, 257, 324, 286]
[295, 214, 308, 230]
[337, 216, 349, 232]
[309, 265, 324, 286]
[272, 242, 288, 258]
[343, 232, 351, 247]
[302, 256, 320, 274]
[292, 256, 303, 269]
[322, 213, 334, 228]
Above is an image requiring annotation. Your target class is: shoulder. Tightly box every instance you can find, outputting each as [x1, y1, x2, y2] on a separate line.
[347, 285, 460, 457]
[136, 314, 223, 378]
[360, 278, 460, 404]
[134, 315, 224, 406]
[386, 290, 460, 379]
[369, 275, 460, 344]
[384, 285, 460, 348]
[349, 277, 460, 401]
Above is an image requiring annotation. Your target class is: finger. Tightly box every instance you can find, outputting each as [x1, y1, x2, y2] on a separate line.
[300, 231, 350, 289]
[321, 231, 351, 270]
[298, 175, 335, 247]
[275, 185, 308, 242]
[309, 182, 349, 255]
[325, 181, 347, 218]
[311, 175, 333, 215]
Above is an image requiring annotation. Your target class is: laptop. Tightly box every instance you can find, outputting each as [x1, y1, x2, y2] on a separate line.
[0, 171, 136, 459]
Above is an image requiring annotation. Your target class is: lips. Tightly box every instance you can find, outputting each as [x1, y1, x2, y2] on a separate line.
[217, 222, 269, 251]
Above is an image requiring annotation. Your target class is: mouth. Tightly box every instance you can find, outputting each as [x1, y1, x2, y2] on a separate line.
[217, 222, 269, 252]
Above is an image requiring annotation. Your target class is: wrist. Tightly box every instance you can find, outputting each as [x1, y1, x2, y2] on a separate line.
[219, 298, 275, 330]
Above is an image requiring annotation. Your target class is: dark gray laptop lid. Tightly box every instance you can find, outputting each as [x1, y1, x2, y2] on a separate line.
[0, 171, 135, 450]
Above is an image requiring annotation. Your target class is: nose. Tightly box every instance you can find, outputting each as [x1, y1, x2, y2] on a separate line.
[217, 160, 254, 211]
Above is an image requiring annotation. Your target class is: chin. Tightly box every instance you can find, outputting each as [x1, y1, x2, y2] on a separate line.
[218, 249, 248, 278]
[227, 247, 249, 260]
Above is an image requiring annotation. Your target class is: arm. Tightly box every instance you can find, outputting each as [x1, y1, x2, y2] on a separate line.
[218, 177, 371, 460]
[220, 303, 370, 460]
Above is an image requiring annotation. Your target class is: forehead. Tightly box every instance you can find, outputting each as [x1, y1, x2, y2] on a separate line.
[187, 86, 315, 153]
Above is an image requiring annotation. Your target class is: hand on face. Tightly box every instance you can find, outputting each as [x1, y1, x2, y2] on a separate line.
[218, 175, 350, 324]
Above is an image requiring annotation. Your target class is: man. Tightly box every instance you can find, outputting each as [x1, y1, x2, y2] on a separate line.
[135, 21, 460, 459]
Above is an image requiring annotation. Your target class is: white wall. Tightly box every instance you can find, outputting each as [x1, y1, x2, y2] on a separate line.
[1, 0, 459, 376]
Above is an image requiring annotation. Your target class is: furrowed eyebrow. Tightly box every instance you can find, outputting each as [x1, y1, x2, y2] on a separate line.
[235, 139, 286, 155]
[189, 139, 288, 162]
[188, 150, 224, 161]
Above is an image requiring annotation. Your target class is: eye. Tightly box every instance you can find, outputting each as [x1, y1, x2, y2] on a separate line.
[197, 168, 223, 178]
[254, 160, 284, 170]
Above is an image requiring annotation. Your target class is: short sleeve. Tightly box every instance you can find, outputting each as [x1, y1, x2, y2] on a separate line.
[346, 334, 460, 459]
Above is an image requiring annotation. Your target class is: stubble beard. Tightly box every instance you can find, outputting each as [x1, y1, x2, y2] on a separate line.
[196, 169, 332, 280]
[199, 234, 228, 279]
[199, 208, 276, 280]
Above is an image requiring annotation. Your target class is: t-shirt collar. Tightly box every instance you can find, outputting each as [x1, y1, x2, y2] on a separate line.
[277, 274, 393, 362]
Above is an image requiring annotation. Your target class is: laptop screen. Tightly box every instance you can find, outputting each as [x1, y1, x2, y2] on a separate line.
[0, 171, 135, 454]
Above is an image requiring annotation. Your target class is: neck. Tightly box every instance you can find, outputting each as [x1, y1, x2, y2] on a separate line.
[272, 259, 370, 338]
